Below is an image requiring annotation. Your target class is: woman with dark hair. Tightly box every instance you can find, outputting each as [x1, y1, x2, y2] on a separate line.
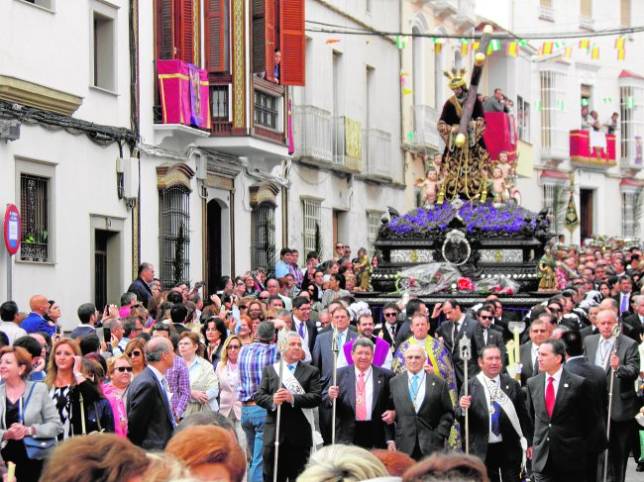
[218, 276, 234, 296]
[45, 300, 64, 332]
[78, 358, 115, 434]
[202, 317, 228, 367]
[124, 338, 147, 377]
[179, 332, 219, 417]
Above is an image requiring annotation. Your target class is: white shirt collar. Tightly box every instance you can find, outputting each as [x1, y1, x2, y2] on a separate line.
[484, 373, 501, 384]
[546, 366, 563, 383]
[355, 366, 372, 379]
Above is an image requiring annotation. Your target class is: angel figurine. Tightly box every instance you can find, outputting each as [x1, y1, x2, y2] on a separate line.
[416, 170, 441, 206]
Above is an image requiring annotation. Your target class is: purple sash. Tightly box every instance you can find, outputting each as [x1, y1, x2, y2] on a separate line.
[343, 338, 390, 367]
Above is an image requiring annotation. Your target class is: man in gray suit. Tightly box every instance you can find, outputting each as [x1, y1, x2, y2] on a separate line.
[583, 309, 640, 482]
[389, 344, 454, 460]
[312, 305, 357, 444]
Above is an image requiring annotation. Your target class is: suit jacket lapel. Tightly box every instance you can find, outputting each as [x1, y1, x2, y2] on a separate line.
[417, 373, 433, 413]
[551, 370, 571, 420]
[346, 369, 356, 414]
[372, 369, 383, 416]
[586, 336, 599, 368]
[400, 373, 417, 413]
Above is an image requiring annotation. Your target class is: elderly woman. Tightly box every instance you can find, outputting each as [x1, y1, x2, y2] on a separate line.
[178, 332, 220, 416]
[202, 317, 228, 367]
[124, 338, 147, 377]
[103, 355, 133, 437]
[165, 425, 246, 482]
[0, 346, 63, 482]
[216, 335, 244, 446]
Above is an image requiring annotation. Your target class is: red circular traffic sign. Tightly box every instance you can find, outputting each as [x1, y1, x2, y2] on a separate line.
[4, 204, 21, 256]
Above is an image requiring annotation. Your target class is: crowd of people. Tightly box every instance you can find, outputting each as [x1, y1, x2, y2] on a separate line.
[0, 239, 642, 482]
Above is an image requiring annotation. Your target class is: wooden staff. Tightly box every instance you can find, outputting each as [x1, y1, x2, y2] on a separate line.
[273, 359, 284, 482]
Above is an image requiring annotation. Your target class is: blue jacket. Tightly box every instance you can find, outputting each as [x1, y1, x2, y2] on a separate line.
[21, 312, 55, 336]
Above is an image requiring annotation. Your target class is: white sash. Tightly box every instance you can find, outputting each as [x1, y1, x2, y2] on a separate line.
[476, 373, 528, 470]
[272, 362, 323, 451]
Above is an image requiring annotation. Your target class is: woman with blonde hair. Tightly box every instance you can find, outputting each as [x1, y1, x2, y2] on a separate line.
[216, 335, 244, 445]
[45, 338, 102, 440]
[124, 338, 147, 377]
[297, 444, 389, 482]
[178, 331, 220, 416]
[103, 355, 132, 437]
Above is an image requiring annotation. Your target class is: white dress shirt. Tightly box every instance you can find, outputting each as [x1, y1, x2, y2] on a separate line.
[595, 336, 615, 368]
[531, 343, 539, 371]
[336, 330, 350, 368]
[544, 366, 563, 400]
[479, 374, 503, 443]
[293, 316, 312, 362]
[355, 366, 373, 421]
[407, 370, 426, 413]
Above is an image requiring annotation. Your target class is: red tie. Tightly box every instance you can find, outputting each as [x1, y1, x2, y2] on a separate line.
[545, 376, 555, 418]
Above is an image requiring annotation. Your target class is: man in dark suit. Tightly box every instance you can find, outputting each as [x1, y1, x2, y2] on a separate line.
[580, 305, 600, 340]
[458, 345, 532, 481]
[312, 305, 357, 444]
[390, 344, 454, 460]
[291, 296, 318, 362]
[584, 309, 640, 482]
[519, 318, 550, 386]
[620, 294, 644, 342]
[527, 338, 597, 481]
[436, 299, 478, 389]
[561, 330, 608, 482]
[375, 302, 402, 349]
[472, 305, 506, 359]
[325, 337, 395, 449]
[127, 337, 176, 449]
[613, 276, 634, 317]
[127, 262, 155, 308]
[256, 331, 322, 482]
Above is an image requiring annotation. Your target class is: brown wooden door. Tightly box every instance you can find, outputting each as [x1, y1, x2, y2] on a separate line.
[580, 189, 594, 240]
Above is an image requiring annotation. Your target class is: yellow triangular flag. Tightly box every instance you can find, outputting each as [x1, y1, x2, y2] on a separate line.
[591, 46, 600, 60]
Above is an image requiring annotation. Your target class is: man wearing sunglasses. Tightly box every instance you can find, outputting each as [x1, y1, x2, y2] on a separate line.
[472, 305, 505, 368]
[375, 303, 401, 350]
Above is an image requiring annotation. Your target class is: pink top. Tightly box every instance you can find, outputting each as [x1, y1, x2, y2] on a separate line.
[215, 361, 241, 420]
[102, 382, 128, 437]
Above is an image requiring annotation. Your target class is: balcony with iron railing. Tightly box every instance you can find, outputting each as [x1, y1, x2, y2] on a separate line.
[363, 128, 393, 180]
[412, 105, 441, 151]
[292, 105, 333, 163]
[333, 116, 363, 171]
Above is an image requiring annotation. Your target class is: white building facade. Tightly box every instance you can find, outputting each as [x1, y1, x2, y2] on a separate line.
[475, 0, 644, 244]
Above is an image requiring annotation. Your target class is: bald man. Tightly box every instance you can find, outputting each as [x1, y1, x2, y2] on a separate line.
[21, 295, 56, 336]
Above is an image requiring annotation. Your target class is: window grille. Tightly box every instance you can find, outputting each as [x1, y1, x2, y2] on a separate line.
[302, 198, 322, 256]
[159, 186, 190, 287]
[540, 70, 566, 158]
[211, 85, 229, 119]
[622, 192, 636, 239]
[20, 174, 49, 262]
[517, 95, 531, 143]
[251, 203, 276, 270]
[254, 90, 278, 129]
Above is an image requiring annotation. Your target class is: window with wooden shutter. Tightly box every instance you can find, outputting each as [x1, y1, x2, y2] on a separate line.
[280, 0, 305, 86]
[156, 0, 175, 59]
[205, 0, 227, 72]
[252, 0, 276, 80]
[175, 0, 195, 64]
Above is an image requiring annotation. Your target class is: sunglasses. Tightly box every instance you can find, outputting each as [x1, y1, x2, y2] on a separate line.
[384, 312, 397, 317]
[259, 297, 269, 301]
[115, 366, 133, 373]
[480, 315, 493, 320]
[227, 345, 241, 350]
[129, 350, 142, 357]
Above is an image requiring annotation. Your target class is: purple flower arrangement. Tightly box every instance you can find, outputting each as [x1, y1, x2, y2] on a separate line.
[385, 201, 537, 238]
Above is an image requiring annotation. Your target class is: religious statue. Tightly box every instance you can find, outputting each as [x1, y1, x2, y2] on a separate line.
[537, 246, 557, 291]
[435, 26, 494, 203]
[415, 170, 441, 206]
[490, 166, 509, 204]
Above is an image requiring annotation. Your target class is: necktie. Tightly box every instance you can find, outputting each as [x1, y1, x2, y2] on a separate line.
[288, 363, 297, 372]
[483, 328, 488, 346]
[409, 373, 420, 402]
[620, 294, 629, 313]
[298, 322, 305, 338]
[356, 372, 367, 421]
[545, 376, 555, 418]
[532, 353, 539, 376]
